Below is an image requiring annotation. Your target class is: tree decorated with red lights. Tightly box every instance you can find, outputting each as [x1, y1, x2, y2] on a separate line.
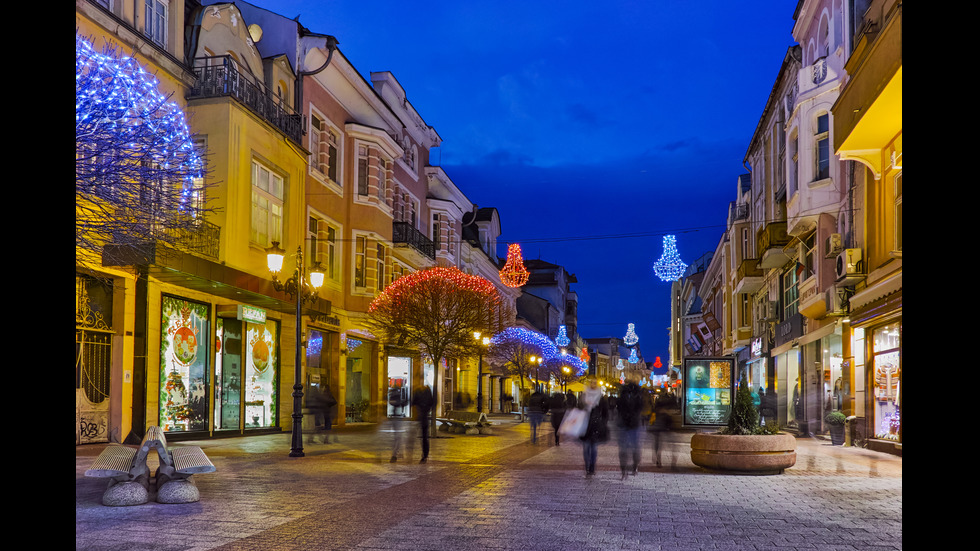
[368, 267, 510, 425]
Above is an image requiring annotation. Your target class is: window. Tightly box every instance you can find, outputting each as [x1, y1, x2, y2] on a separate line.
[782, 267, 799, 319]
[354, 235, 366, 288]
[308, 216, 339, 282]
[377, 159, 388, 201]
[144, 0, 167, 47]
[251, 160, 283, 247]
[894, 172, 902, 251]
[357, 146, 369, 196]
[432, 215, 441, 248]
[310, 115, 338, 183]
[815, 114, 830, 181]
[788, 131, 799, 196]
[741, 227, 750, 261]
[377, 243, 386, 291]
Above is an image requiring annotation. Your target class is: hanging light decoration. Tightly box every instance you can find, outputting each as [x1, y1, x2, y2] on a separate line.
[623, 323, 639, 346]
[628, 348, 639, 364]
[499, 243, 530, 287]
[555, 325, 570, 348]
[653, 234, 688, 282]
[616, 358, 625, 370]
[579, 347, 590, 364]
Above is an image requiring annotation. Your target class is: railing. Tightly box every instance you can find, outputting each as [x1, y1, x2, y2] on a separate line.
[392, 221, 435, 259]
[736, 258, 762, 281]
[188, 56, 303, 145]
[757, 221, 790, 253]
[166, 218, 221, 260]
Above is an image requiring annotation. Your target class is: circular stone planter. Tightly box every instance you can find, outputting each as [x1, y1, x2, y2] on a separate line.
[690, 433, 797, 475]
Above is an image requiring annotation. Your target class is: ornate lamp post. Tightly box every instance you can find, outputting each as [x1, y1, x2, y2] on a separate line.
[266, 241, 325, 458]
[473, 331, 490, 413]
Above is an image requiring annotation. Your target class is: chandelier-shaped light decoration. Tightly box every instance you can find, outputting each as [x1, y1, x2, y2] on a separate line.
[616, 358, 625, 371]
[499, 243, 530, 287]
[555, 325, 570, 348]
[579, 347, 590, 364]
[623, 323, 639, 346]
[628, 348, 639, 364]
[653, 235, 688, 282]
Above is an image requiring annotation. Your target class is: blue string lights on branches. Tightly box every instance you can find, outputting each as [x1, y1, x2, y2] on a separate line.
[653, 235, 688, 282]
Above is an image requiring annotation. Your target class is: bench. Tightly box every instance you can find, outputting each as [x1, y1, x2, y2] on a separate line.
[435, 411, 494, 435]
[84, 426, 215, 506]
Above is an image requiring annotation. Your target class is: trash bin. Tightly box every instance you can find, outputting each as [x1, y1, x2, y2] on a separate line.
[845, 416, 857, 447]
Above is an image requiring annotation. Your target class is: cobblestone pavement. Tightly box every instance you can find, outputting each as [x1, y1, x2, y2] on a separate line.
[76, 416, 902, 551]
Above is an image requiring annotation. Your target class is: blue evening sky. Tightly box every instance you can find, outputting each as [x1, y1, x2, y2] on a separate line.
[245, 0, 798, 362]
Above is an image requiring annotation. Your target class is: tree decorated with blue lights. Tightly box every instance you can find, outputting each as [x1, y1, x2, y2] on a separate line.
[489, 327, 559, 393]
[76, 33, 211, 265]
[653, 235, 688, 282]
[545, 352, 587, 391]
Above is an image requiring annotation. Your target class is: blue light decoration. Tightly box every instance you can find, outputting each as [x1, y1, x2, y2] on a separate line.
[490, 327, 560, 360]
[555, 325, 570, 348]
[653, 235, 688, 282]
[623, 323, 639, 346]
[628, 348, 639, 364]
[76, 33, 204, 209]
[616, 358, 625, 371]
[547, 353, 588, 377]
[346, 338, 363, 354]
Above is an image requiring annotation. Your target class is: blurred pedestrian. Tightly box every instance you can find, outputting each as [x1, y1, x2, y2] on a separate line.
[306, 382, 326, 445]
[412, 384, 434, 463]
[650, 396, 673, 467]
[322, 383, 338, 443]
[528, 387, 546, 443]
[579, 379, 609, 477]
[616, 379, 643, 479]
[565, 389, 577, 410]
[548, 391, 566, 445]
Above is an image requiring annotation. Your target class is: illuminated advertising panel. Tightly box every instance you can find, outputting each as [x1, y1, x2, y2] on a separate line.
[682, 357, 735, 427]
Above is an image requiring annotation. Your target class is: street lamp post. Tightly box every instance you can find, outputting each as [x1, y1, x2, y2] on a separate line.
[473, 332, 490, 413]
[266, 240, 325, 458]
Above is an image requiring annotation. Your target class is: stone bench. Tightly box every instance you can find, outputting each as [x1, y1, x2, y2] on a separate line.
[84, 426, 215, 506]
[435, 411, 494, 435]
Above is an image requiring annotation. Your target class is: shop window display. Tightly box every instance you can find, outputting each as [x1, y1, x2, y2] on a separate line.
[160, 296, 209, 432]
[873, 323, 901, 441]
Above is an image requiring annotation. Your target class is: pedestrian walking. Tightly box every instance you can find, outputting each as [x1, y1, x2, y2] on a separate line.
[548, 392, 566, 445]
[579, 379, 609, 477]
[650, 396, 673, 467]
[412, 384, 434, 463]
[616, 379, 643, 479]
[528, 387, 545, 443]
[320, 383, 338, 443]
[306, 382, 326, 444]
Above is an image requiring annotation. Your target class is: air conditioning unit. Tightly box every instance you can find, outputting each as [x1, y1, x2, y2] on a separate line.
[836, 248, 864, 282]
[825, 233, 843, 258]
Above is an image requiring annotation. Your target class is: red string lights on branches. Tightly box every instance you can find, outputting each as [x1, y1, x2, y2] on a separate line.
[499, 243, 530, 287]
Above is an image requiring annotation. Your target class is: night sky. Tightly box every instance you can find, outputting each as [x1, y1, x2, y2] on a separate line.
[245, 0, 798, 362]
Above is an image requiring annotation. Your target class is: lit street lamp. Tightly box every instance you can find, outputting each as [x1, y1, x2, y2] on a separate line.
[473, 331, 490, 413]
[267, 240, 325, 458]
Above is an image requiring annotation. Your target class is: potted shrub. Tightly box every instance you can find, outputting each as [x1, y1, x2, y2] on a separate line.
[690, 381, 797, 474]
[825, 411, 846, 445]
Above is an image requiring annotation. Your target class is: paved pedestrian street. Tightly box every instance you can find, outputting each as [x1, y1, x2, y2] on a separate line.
[76, 416, 902, 551]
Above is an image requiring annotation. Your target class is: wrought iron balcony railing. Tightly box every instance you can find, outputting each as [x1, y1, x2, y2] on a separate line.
[188, 56, 303, 145]
[392, 221, 435, 260]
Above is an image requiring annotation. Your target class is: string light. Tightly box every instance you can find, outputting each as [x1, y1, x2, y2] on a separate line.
[623, 323, 639, 346]
[653, 234, 688, 282]
[547, 353, 588, 377]
[499, 243, 530, 287]
[489, 327, 559, 359]
[555, 325, 570, 348]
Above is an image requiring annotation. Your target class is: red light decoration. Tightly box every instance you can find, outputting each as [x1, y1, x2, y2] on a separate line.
[499, 243, 529, 287]
[654, 356, 662, 369]
[579, 347, 590, 363]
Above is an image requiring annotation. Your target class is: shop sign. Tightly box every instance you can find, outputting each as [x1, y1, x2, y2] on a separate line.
[237, 304, 266, 324]
[309, 313, 340, 327]
[751, 338, 763, 358]
[682, 357, 735, 427]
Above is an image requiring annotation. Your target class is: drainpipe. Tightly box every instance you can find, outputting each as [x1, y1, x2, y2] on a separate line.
[295, 35, 339, 124]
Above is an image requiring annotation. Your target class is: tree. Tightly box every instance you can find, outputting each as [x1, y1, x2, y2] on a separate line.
[488, 327, 559, 397]
[368, 267, 510, 428]
[76, 33, 212, 267]
[544, 352, 587, 392]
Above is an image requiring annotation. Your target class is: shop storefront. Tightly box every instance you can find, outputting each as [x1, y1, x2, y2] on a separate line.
[160, 296, 284, 435]
[386, 355, 413, 418]
[343, 335, 377, 423]
[870, 322, 901, 444]
[849, 285, 901, 455]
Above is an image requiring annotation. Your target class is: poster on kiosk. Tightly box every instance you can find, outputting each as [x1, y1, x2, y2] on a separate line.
[682, 357, 735, 428]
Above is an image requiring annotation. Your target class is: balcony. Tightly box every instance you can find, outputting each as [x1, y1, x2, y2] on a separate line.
[757, 222, 791, 269]
[393, 221, 435, 261]
[797, 275, 828, 319]
[734, 258, 763, 294]
[166, 218, 221, 260]
[188, 56, 303, 145]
